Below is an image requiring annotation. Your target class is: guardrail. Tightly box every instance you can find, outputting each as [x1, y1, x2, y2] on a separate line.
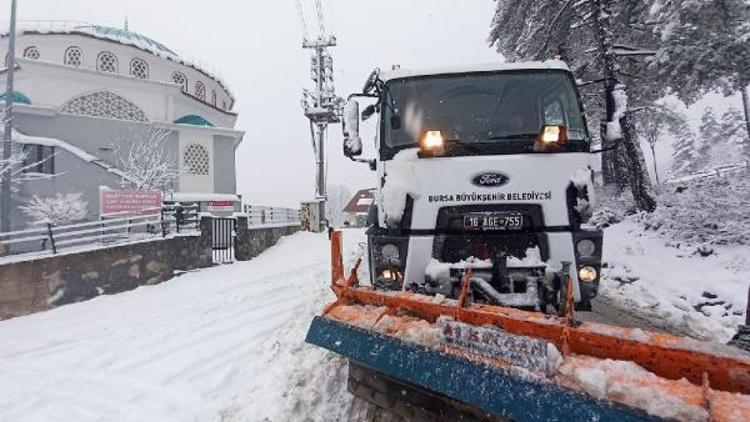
[0, 205, 200, 258]
[243, 205, 301, 226]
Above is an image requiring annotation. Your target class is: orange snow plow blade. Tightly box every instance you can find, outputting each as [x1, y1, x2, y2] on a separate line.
[325, 231, 750, 396]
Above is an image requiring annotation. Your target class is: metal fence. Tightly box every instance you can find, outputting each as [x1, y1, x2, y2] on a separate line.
[211, 218, 235, 264]
[0, 205, 200, 258]
[243, 205, 301, 226]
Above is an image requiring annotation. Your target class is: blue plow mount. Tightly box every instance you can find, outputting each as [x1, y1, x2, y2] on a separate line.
[305, 316, 659, 422]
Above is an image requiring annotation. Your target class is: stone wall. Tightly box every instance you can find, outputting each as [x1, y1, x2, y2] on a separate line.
[234, 218, 300, 261]
[0, 218, 213, 320]
[0, 217, 300, 320]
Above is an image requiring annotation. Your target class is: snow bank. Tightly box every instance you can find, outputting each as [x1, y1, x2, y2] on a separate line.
[638, 175, 750, 246]
[601, 220, 749, 342]
[381, 148, 421, 227]
[557, 356, 709, 421]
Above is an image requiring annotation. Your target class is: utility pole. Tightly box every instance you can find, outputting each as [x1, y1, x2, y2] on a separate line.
[297, 0, 343, 232]
[302, 35, 339, 232]
[1, 0, 17, 233]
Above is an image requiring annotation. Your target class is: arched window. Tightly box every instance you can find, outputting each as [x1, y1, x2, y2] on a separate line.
[23, 46, 40, 60]
[194, 81, 205, 101]
[130, 58, 148, 79]
[64, 46, 83, 66]
[97, 52, 118, 73]
[172, 72, 188, 92]
[60, 91, 148, 122]
[211, 90, 217, 106]
[183, 143, 209, 175]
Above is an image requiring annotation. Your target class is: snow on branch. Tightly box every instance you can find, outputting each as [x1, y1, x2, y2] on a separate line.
[116, 127, 179, 191]
[605, 84, 628, 142]
[612, 49, 657, 57]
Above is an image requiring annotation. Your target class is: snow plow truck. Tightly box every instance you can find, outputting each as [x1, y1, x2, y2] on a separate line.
[305, 61, 750, 421]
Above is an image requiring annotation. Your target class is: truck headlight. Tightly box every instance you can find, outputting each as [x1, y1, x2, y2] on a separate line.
[576, 239, 596, 257]
[380, 268, 402, 282]
[578, 266, 597, 283]
[420, 130, 445, 156]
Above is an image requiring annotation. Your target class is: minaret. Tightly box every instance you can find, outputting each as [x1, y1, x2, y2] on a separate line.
[124, 17, 129, 31]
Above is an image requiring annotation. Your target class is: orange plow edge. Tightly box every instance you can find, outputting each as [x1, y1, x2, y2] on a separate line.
[307, 231, 750, 420]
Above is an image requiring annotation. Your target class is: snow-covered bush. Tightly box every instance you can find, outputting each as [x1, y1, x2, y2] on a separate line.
[588, 185, 638, 229]
[635, 174, 750, 246]
[20, 193, 89, 225]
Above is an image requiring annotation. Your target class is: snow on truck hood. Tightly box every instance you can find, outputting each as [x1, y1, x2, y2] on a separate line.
[379, 60, 571, 82]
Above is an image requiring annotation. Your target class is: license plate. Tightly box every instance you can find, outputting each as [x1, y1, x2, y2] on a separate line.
[463, 212, 523, 231]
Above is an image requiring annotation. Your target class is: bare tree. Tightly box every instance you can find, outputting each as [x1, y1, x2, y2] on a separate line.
[635, 105, 689, 185]
[116, 127, 178, 191]
[20, 193, 88, 225]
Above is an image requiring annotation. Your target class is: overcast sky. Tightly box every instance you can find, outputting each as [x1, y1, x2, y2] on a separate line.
[1, 0, 500, 207]
[2, 0, 737, 206]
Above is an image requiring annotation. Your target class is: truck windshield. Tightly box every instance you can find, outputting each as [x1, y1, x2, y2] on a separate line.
[382, 71, 588, 152]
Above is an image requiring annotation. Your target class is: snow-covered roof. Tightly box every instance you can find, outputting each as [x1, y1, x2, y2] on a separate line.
[12, 129, 97, 162]
[74, 24, 178, 57]
[1, 21, 234, 101]
[380, 60, 571, 82]
[343, 188, 376, 214]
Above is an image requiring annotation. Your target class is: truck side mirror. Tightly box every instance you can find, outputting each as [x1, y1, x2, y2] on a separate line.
[343, 100, 362, 157]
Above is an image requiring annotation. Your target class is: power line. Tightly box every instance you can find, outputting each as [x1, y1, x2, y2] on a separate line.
[293, 0, 309, 40]
[314, 0, 326, 37]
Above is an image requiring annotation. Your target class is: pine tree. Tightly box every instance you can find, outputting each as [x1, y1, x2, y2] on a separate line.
[694, 108, 722, 171]
[670, 132, 697, 176]
[720, 108, 750, 160]
[650, 0, 750, 146]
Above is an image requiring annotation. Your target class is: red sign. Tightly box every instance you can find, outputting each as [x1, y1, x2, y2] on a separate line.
[100, 190, 162, 217]
[207, 200, 235, 212]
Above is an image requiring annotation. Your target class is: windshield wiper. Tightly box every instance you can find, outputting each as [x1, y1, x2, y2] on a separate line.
[486, 133, 539, 141]
[445, 138, 481, 152]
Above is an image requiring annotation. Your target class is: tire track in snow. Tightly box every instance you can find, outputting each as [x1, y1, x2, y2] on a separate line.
[0, 232, 336, 422]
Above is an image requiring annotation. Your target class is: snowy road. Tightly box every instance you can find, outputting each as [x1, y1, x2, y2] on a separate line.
[1, 224, 744, 421]
[0, 230, 363, 422]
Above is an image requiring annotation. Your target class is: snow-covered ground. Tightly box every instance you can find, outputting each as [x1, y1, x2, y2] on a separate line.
[601, 220, 749, 342]
[0, 230, 365, 422]
[0, 214, 746, 421]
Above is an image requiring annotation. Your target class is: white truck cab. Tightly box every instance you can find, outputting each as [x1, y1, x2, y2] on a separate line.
[342, 60, 602, 312]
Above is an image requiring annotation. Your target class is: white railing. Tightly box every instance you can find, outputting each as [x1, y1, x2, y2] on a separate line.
[243, 205, 301, 226]
[0, 205, 200, 258]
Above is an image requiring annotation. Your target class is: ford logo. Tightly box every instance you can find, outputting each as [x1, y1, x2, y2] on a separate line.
[471, 171, 509, 187]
